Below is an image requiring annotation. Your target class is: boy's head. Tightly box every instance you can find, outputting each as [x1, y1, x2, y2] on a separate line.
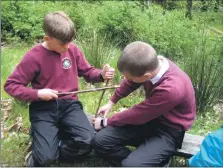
[118, 41, 159, 83]
[43, 11, 75, 53]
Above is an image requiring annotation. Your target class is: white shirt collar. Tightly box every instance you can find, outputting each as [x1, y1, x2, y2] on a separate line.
[150, 56, 169, 85]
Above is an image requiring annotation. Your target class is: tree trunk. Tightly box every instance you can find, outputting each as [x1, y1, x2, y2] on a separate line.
[139, 0, 149, 12]
[185, 0, 192, 20]
[214, 0, 220, 12]
[200, 0, 208, 12]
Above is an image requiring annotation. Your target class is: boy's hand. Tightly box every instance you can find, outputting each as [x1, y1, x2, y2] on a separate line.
[101, 64, 115, 80]
[97, 100, 114, 117]
[92, 117, 102, 131]
[92, 117, 107, 131]
[37, 89, 58, 101]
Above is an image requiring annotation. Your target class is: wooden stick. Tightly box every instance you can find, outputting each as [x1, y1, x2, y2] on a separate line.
[95, 64, 112, 117]
[57, 85, 120, 96]
[95, 80, 109, 117]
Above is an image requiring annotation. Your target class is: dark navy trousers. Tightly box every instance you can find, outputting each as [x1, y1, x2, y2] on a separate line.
[29, 99, 94, 166]
[92, 119, 185, 167]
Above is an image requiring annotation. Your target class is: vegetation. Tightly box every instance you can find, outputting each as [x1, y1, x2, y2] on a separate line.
[1, 0, 223, 166]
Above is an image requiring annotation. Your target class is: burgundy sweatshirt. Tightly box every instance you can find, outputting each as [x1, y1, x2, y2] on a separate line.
[108, 59, 196, 131]
[4, 43, 103, 102]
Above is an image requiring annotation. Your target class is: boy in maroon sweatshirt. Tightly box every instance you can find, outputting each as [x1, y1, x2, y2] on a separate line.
[92, 41, 196, 167]
[4, 11, 114, 166]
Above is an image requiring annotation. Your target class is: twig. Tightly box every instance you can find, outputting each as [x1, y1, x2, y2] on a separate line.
[95, 80, 109, 117]
[57, 85, 120, 96]
[209, 27, 223, 35]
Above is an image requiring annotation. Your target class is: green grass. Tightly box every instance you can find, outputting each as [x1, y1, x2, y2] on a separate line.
[1, 133, 29, 167]
[1, 45, 31, 98]
[188, 111, 223, 136]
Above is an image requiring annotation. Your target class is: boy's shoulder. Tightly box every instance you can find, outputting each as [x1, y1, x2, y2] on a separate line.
[164, 58, 189, 79]
[21, 44, 48, 62]
[26, 44, 44, 55]
[158, 59, 193, 95]
[69, 42, 81, 51]
[68, 42, 86, 57]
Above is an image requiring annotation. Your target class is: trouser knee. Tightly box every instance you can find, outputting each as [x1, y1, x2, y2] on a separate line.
[59, 137, 93, 161]
[92, 133, 113, 155]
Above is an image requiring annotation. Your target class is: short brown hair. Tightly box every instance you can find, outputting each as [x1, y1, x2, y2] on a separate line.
[117, 41, 159, 77]
[43, 11, 76, 43]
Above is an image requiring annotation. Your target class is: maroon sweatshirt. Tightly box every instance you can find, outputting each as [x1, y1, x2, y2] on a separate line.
[108, 59, 196, 131]
[4, 43, 103, 102]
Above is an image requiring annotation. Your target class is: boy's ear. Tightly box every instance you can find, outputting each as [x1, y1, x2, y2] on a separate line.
[144, 72, 152, 79]
[43, 35, 50, 42]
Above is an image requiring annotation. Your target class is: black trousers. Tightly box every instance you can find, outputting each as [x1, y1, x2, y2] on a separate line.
[92, 119, 185, 167]
[29, 99, 94, 166]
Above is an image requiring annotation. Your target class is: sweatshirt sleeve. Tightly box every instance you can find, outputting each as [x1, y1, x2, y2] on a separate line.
[107, 84, 182, 126]
[76, 47, 104, 83]
[4, 53, 39, 102]
[110, 79, 142, 104]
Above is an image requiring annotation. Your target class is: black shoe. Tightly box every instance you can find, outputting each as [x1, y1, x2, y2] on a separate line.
[25, 151, 34, 167]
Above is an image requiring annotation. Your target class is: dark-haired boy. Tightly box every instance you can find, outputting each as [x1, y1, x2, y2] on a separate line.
[92, 41, 196, 167]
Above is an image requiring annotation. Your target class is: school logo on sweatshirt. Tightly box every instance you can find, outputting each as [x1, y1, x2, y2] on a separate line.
[62, 57, 71, 69]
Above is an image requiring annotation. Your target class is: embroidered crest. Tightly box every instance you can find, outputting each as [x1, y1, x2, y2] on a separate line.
[62, 57, 71, 69]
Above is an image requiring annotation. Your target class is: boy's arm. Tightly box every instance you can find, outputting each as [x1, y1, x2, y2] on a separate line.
[110, 79, 142, 104]
[107, 85, 182, 126]
[96, 79, 142, 117]
[76, 48, 104, 83]
[4, 53, 39, 102]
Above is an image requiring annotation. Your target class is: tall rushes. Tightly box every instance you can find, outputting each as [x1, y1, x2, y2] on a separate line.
[78, 30, 119, 69]
[182, 35, 223, 114]
[75, 30, 122, 84]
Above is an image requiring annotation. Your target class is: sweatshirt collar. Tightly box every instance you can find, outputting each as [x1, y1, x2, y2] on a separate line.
[150, 56, 169, 85]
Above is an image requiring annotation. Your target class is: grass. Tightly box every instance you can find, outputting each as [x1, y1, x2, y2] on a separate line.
[1, 45, 31, 98]
[1, 133, 29, 167]
[76, 31, 120, 69]
[188, 111, 223, 136]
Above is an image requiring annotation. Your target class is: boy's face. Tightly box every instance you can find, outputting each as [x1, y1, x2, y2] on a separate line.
[45, 36, 70, 53]
[123, 71, 152, 83]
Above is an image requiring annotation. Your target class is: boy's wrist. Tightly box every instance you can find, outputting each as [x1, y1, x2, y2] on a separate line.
[100, 71, 104, 80]
[100, 118, 107, 128]
[108, 100, 115, 106]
